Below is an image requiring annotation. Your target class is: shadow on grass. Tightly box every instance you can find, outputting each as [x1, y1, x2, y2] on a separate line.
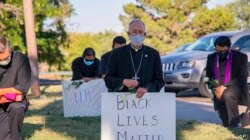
[22, 91, 250, 140]
[21, 123, 43, 139]
[228, 127, 250, 140]
[176, 120, 197, 140]
[177, 101, 250, 140]
[22, 92, 101, 140]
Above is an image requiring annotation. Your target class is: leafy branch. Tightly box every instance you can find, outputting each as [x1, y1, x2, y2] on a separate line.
[71, 81, 84, 89]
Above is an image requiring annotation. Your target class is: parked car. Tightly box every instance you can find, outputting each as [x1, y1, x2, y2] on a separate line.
[172, 43, 191, 53]
[161, 30, 250, 97]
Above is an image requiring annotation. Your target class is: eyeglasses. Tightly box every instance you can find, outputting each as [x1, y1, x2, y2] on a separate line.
[85, 59, 94, 62]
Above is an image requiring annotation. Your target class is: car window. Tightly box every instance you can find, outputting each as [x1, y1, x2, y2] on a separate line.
[173, 43, 190, 53]
[233, 35, 250, 52]
[184, 36, 217, 51]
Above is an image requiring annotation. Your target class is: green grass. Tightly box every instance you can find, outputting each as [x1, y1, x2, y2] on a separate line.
[21, 86, 250, 140]
[177, 120, 250, 140]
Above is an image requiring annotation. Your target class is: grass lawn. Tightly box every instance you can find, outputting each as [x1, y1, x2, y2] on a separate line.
[21, 86, 250, 140]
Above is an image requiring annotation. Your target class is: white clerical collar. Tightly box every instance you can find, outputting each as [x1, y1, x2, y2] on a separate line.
[130, 45, 143, 52]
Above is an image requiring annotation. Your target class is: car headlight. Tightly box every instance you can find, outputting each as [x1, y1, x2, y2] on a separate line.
[177, 61, 195, 69]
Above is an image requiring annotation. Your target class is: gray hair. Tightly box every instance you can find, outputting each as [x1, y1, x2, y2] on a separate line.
[128, 18, 146, 32]
[0, 37, 11, 53]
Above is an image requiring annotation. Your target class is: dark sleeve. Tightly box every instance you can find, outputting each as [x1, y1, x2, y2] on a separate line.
[206, 54, 213, 79]
[94, 59, 101, 77]
[14, 56, 31, 94]
[71, 59, 83, 80]
[230, 53, 248, 86]
[104, 51, 124, 91]
[100, 54, 107, 76]
[146, 51, 165, 92]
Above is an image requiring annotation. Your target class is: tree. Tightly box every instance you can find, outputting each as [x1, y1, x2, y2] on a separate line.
[0, 0, 74, 70]
[0, 1, 25, 52]
[227, 0, 250, 29]
[192, 7, 236, 37]
[120, 0, 236, 53]
[62, 31, 119, 70]
[0, 3, 22, 31]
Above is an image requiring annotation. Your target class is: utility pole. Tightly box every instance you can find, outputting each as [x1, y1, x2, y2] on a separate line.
[23, 0, 41, 96]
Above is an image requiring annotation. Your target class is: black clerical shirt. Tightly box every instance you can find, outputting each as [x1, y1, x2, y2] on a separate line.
[104, 44, 164, 92]
[0, 51, 31, 94]
[219, 58, 226, 85]
[100, 51, 112, 76]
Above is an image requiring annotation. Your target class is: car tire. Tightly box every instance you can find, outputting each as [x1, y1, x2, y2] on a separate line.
[198, 71, 212, 98]
[165, 87, 180, 95]
[174, 90, 180, 95]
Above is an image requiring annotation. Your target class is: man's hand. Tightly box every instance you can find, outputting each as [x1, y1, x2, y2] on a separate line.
[215, 85, 227, 99]
[82, 77, 97, 82]
[82, 77, 90, 82]
[123, 79, 138, 89]
[0, 90, 4, 96]
[0, 88, 22, 96]
[136, 87, 148, 99]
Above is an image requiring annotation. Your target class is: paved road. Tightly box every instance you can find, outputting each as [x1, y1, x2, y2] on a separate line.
[176, 90, 247, 124]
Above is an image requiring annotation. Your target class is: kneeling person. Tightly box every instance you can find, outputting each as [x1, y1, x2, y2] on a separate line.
[0, 37, 31, 140]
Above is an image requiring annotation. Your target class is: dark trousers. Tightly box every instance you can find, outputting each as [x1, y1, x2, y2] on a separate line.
[0, 100, 27, 140]
[216, 86, 241, 127]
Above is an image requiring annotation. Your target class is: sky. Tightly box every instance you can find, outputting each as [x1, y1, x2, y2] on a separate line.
[66, 0, 235, 33]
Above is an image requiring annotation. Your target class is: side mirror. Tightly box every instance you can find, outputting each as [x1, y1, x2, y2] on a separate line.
[232, 45, 240, 51]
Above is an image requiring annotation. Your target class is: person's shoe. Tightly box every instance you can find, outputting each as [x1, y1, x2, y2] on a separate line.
[240, 112, 250, 128]
[231, 123, 241, 128]
[243, 124, 250, 129]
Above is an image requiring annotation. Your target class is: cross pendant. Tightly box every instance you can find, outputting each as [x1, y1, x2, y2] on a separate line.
[132, 74, 140, 81]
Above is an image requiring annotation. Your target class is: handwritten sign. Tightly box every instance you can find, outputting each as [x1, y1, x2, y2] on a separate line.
[62, 79, 107, 117]
[101, 93, 176, 140]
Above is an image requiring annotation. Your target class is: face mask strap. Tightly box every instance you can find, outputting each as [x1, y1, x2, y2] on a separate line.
[83, 58, 94, 66]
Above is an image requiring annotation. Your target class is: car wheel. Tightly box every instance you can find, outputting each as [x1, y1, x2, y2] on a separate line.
[198, 71, 212, 98]
[174, 90, 180, 95]
[164, 87, 180, 94]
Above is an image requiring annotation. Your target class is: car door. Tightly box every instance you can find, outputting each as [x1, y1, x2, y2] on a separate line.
[231, 32, 250, 83]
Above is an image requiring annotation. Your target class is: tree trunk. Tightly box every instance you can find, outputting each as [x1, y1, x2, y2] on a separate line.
[23, 0, 41, 96]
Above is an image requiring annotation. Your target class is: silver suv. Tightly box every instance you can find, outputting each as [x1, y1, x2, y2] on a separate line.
[161, 30, 250, 97]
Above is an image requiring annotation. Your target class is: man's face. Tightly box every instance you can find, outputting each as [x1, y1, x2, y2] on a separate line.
[0, 48, 11, 66]
[216, 45, 229, 54]
[127, 21, 146, 36]
[113, 43, 126, 49]
[0, 48, 11, 61]
[84, 55, 94, 61]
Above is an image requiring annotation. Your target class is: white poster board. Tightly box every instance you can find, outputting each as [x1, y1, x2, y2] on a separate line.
[101, 93, 176, 140]
[62, 79, 107, 117]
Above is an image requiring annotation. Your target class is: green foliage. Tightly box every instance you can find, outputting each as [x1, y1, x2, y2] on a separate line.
[227, 0, 250, 29]
[0, 2, 25, 52]
[62, 32, 122, 70]
[0, 0, 240, 71]
[192, 7, 236, 37]
[120, 0, 236, 54]
[0, 0, 74, 70]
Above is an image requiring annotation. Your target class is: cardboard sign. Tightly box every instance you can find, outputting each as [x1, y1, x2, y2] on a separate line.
[62, 79, 107, 117]
[101, 93, 176, 140]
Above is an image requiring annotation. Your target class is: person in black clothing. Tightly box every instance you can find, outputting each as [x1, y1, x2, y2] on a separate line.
[71, 47, 100, 81]
[104, 19, 164, 99]
[206, 36, 249, 127]
[100, 36, 126, 77]
[0, 37, 31, 140]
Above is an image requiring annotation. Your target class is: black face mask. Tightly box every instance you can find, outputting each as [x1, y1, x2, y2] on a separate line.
[217, 50, 229, 60]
